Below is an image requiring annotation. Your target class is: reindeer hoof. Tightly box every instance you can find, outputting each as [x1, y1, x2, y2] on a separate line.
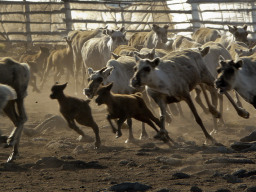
[204, 136, 221, 146]
[94, 141, 101, 149]
[77, 135, 94, 143]
[139, 133, 149, 140]
[6, 137, 17, 148]
[116, 131, 122, 138]
[154, 132, 169, 143]
[210, 129, 217, 135]
[125, 138, 136, 144]
[112, 129, 118, 134]
[237, 107, 250, 119]
[6, 152, 19, 163]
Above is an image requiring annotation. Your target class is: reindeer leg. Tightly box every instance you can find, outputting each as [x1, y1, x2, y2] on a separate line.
[199, 84, 221, 118]
[89, 121, 101, 149]
[3, 101, 24, 163]
[125, 118, 136, 143]
[4, 101, 19, 147]
[207, 86, 219, 135]
[176, 103, 184, 118]
[194, 87, 209, 114]
[218, 94, 225, 126]
[32, 75, 40, 93]
[116, 117, 126, 138]
[65, 117, 92, 142]
[16, 97, 27, 124]
[183, 93, 219, 145]
[107, 114, 117, 133]
[153, 98, 172, 142]
[234, 91, 243, 108]
[224, 91, 249, 119]
[139, 122, 149, 140]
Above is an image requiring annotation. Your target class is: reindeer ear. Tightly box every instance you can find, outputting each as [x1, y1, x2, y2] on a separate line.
[111, 53, 120, 60]
[133, 51, 139, 56]
[252, 45, 256, 52]
[103, 29, 111, 35]
[219, 55, 226, 66]
[99, 67, 107, 74]
[234, 60, 243, 69]
[228, 25, 236, 34]
[102, 67, 114, 78]
[134, 54, 140, 62]
[164, 24, 169, 29]
[243, 24, 247, 31]
[235, 49, 242, 54]
[119, 26, 125, 33]
[88, 67, 94, 75]
[150, 57, 160, 68]
[150, 48, 155, 55]
[200, 46, 210, 57]
[152, 24, 160, 32]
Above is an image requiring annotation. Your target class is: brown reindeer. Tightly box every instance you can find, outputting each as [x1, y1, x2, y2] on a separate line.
[128, 24, 169, 50]
[41, 37, 73, 88]
[50, 83, 101, 148]
[95, 83, 174, 144]
[19, 46, 50, 92]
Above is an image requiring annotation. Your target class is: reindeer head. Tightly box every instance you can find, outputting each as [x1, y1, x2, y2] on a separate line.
[131, 55, 160, 88]
[152, 24, 169, 44]
[133, 48, 156, 60]
[104, 26, 127, 48]
[83, 67, 114, 99]
[95, 83, 113, 105]
[228, 25, 249, 44]
[215, 56, 243, 94]
[50, 82, 68, 99]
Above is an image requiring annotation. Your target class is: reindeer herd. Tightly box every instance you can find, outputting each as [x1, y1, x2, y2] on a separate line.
[0, 23, 256, 163]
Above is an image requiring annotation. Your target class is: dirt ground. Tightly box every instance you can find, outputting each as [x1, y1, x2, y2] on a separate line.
[1, 45, 256, 192]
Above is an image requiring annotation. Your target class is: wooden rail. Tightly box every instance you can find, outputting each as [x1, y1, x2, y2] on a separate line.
[0, 0, 255, 43]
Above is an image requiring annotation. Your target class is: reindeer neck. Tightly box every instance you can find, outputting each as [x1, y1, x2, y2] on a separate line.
[56, 92, 68, 104]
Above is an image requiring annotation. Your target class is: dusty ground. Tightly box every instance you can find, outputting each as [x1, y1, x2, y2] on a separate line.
[1, 44, 256, 192]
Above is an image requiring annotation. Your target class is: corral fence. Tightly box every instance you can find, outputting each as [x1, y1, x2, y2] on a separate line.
[0, 0, 255, 44]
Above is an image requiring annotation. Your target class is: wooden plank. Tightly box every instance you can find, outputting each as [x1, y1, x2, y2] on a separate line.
[0, 39, 66, 43]
[0, 10, 65, 15]
[190, 20, 256, 26]
[251, 2, 256, 39]
[200, 8, 256, 12]
[187, 0, 254, 3]
[24, 0, 32, 42]
[66, 8, 191, 14]
[64, 2, 72, 32]
[1, 8, 254, 15]
[64, 19, 190, 25]
[191, 3, 201, 30]
[2, 31, 68, 36]
[0, 21, 64, 24]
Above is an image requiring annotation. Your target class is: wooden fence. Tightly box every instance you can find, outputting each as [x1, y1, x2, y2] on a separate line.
[0, 0, 255, 44]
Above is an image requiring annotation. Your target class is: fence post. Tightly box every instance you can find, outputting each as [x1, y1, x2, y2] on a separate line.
[191, 3, 201, 31]
[24, 0, 32, 42]
[64, 1, 72, 33]
[251, 2, 256, 40]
